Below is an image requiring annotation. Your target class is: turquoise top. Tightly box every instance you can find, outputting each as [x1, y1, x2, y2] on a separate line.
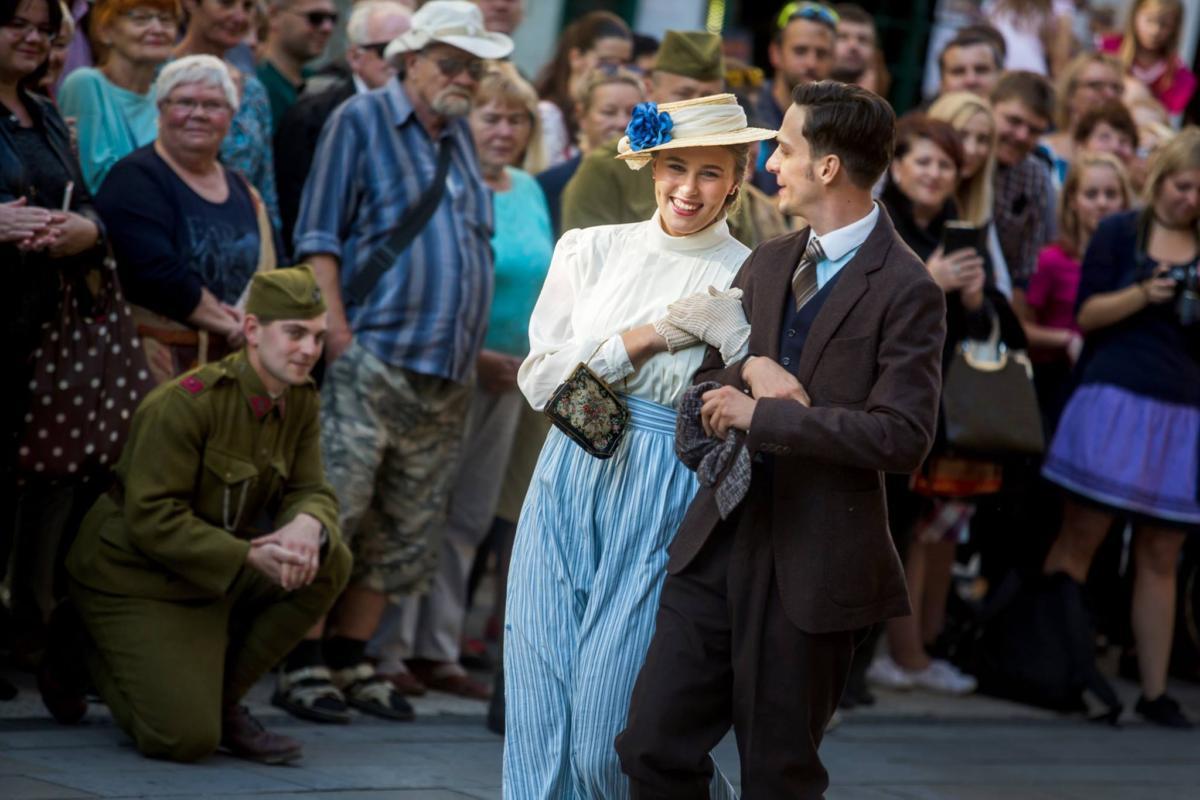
[483, 167, 554, 357]
[57, 67, 158, 193]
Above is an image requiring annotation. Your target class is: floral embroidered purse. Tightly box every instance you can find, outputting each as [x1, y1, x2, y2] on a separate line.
[544, 347, 629, 460]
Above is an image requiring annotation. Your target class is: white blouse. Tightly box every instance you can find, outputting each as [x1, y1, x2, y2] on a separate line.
[519, 212, 750, 411]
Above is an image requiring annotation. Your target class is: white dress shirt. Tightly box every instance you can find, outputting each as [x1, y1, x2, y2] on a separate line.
[519, 212, 749, 410]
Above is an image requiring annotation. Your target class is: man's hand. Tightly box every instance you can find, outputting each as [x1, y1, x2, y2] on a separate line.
[741, 356, 810, 405]
[700, 385, 757, 439]
[325, 324, 353, 363]
[476, 350, 521, 394]
[221, 304, 246, 349]
[245, 543, 311, 589]
[252, 514, 322, 590]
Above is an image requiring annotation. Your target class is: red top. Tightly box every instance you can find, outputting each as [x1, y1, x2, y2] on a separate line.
[1028, 242, 1083, 334]
[1100, 34, 1197, 115]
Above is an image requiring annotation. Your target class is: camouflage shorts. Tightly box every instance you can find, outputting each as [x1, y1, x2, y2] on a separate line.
[321, 341, 470, 599]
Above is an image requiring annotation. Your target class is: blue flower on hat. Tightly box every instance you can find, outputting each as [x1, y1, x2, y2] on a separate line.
[626, 103, 674, 151]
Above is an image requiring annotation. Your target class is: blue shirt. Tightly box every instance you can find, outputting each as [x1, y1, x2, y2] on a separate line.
[484, 168, 554, 357]
[809, 202, 879, 289]
[294, 79, 494, 383]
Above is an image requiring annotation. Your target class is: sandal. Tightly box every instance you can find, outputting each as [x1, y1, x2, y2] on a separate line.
[332, 662, 415, 722]
[271, 665, 352, 724]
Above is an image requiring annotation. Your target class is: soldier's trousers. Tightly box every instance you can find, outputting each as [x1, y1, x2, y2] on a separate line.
[68, 542, 351, 762]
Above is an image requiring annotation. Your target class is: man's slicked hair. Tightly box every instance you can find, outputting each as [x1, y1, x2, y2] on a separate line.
[791, 80, 895, 189]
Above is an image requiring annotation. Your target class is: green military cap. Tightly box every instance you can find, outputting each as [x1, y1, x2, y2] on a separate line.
[245, 264, 327, 321]
[653, 30, 725, 82]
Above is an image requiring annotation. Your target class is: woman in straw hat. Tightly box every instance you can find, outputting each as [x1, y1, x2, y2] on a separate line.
[504, 93, 774, 798]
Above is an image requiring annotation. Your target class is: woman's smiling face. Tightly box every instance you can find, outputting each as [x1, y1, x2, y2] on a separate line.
[652, 146, 737, 237]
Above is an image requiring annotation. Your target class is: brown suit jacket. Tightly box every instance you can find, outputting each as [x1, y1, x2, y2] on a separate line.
[668, 206, 947, 634]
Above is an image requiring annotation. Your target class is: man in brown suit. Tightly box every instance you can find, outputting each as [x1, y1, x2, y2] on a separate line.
[616, 82, 947, 798]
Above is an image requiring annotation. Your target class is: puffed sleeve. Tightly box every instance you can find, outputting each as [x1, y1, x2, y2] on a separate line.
[517, 228, 634, 410]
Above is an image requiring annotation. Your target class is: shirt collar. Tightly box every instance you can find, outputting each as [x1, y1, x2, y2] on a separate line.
[231, 351, 286, 420]
[810, 202, 879, 262]
[352, 74, 370, 95]
[385, 79, 464, 146]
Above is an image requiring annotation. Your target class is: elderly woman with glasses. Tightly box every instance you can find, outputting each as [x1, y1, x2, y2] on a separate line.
[57, 0, 179, 192]
[96, 54, 278, 383]
[172, 0, 279, 228]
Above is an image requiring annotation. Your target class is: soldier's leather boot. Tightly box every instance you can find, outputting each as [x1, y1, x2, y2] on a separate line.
[220, 704, 303, 765]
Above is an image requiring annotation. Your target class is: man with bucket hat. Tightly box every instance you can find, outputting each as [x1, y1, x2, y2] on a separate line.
[41, 266, 352, 765]
[285, 1, 510, 723]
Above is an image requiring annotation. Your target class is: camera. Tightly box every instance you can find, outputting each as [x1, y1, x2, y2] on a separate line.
[1168, 261, 1200, 326]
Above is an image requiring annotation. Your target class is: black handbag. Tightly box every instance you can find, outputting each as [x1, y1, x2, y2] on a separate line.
[942, 318, 1044, 456]
[543, 346, 629, 459]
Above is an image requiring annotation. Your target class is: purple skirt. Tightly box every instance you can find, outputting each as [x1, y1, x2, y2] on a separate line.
[1042, 383, 1200, 525]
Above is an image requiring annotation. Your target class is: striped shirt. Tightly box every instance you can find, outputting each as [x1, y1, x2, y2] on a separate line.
[294, 79, 493, 383]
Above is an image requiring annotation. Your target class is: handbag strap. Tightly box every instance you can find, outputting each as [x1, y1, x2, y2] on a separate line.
[345, 136, 454, 306]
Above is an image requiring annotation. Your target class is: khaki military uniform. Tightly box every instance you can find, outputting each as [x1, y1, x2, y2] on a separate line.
[559, 140, 769, 248]
[66, 351, 351, 762]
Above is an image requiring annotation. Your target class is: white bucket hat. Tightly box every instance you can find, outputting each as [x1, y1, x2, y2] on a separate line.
[384, 0, 514, 63]
[616, 94, 777, 171]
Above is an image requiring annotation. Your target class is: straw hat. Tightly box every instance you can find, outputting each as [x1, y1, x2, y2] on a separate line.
[616, 94, 776, 171]
[384, 0, 513, 62]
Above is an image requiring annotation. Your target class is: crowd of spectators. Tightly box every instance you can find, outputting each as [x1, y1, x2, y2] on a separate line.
[3, 0, 1200, 763]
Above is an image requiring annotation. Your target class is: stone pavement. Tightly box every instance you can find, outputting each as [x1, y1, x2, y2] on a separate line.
[2, 669, 1198, 799]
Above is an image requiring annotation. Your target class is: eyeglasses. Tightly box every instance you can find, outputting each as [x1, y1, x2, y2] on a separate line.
[359, 41, 391, 59]
[423, 53, 487, 81]
[2, 17, 57, 40]
[124, 10, 178, 27]
[775, 1, 839, 32]
[162, 98, 231, 116]
[289, 9, 338, 27]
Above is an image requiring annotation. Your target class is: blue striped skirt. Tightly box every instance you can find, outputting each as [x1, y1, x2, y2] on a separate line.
[503, 395, 736, 799]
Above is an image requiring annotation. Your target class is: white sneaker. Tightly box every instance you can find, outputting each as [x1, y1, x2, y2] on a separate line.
[909, 659, 977, 695]
[865, 655, 915, 690]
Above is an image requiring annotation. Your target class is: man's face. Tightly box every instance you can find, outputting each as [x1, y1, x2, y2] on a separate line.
[834, 20, 874, 81]
[769, 19, 834, 93]
[405, 43, 483, 118]
[939, 43, 1000, 97]
[992, 98, 1049, 167]
[475, 0, 522, 34]
[272, 0, 337, 63]
[346, 9, 410, 89]
[765, 104, 824, 217]
[248, 314, 328, 388]
[649, 71, 723, 104]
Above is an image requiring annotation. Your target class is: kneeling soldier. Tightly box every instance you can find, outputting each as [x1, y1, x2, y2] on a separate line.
[44, 265, 351, 764]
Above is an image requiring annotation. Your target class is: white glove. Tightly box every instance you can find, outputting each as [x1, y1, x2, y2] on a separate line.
[652, 317, 702, 353]
[666, 286, 750, 364]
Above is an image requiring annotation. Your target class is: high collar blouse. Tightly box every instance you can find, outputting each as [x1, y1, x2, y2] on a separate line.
[519, 211, 750, 410]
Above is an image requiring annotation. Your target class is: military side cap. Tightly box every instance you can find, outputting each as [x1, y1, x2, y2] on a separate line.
[654, 30, 725, 82]
[246, 264, 326, 321]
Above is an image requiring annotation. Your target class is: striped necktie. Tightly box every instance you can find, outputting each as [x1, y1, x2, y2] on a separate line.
[792, 236, 825, 310]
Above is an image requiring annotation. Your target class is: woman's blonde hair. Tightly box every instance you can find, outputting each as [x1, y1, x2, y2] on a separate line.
[927, 91, 995, 226]
[475, 61, 547, 175]
[1058, 152, 1132, 258]
[1118, 0, 1185, 66]
[1053, 52, 1123, 130]
[1142, 125, 1200, 206]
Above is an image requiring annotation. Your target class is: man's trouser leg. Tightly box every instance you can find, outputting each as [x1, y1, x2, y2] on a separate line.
[618, 508, 856, 799]
[69, 543, 350, 761]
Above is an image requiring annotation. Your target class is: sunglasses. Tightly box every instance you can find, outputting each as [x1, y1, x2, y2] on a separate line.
[290, 9, 338, 27]
[775, 1, 839, 31]
[424, 53, 487, 81]
[360, 41, 390, 58]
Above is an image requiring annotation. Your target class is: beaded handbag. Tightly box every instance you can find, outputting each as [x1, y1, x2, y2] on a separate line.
[543, 346, 629, 460]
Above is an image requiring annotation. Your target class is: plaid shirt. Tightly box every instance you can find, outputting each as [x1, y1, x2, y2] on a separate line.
[993, 154, 1057, 289]
[294, 80, 493, 383]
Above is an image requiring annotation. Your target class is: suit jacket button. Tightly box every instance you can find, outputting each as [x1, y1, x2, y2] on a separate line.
[787, 328, 796, 337]
[781, 356, 791, 366]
